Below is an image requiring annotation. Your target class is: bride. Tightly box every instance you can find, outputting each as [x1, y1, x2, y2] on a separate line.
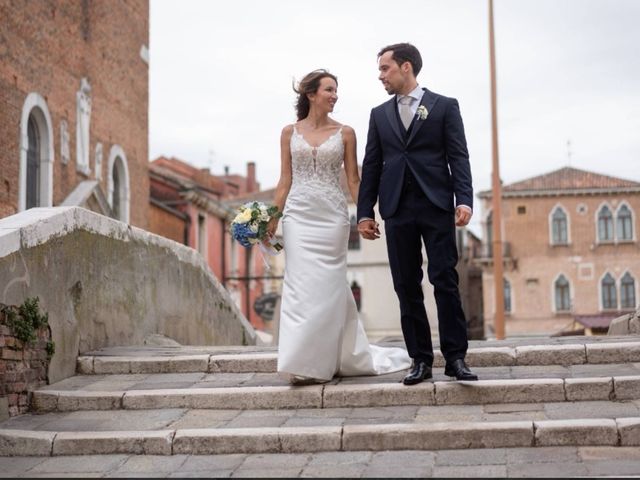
[267, 69, 411, 384]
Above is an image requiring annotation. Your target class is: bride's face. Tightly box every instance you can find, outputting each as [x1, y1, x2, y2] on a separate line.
[309, 77, 338, 114]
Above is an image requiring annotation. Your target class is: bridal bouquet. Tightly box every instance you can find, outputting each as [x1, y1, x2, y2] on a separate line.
[230, 201, 283, 254]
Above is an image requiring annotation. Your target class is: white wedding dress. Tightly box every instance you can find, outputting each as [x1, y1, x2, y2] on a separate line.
[277, 125, 411, 381]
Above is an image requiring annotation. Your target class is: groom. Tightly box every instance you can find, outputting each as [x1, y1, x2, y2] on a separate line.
[357, 43, 477, 384]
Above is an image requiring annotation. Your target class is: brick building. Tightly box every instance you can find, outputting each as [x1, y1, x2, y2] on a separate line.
[476, 167, 640, 336]
[0, 0, 149, 226]
[148, 157, 271, 329]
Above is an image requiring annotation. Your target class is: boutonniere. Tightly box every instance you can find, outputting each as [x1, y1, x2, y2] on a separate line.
[416, 105, 428, 120]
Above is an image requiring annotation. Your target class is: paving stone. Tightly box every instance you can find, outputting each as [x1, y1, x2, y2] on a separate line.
[282, 417, 344, 428]
[299, 464, 367, 478]
[515, 344, 586, 366]
[483, 403, 544, 413]
[0, 412, 62, 431]
[506, 461, 588, 477]
[169, 355, 210, 373]
[415, 404, 484, 423]
[293, 407, 353, 418]
[570, 363, 640, 377]
[111, 454, 188, 473]
[27, 455, 129, 473]
[278, 426, 342, 453]
[166, 410, 240, 430]
[506, 446, 579, 464]
[362, 465, 433, 477]
[565, 376, 613, 401]
[617, 417, 640, 445]
[93, 357, 131, 374]
[507, 365, 569, 379]
[76, 357, 94, 374]
[56, 391, 123, 411]
[343, 421, 533, 451]
[52, 430, 174, 455]
[435, 447, 506, 466]
[434, 464, 507, 477]
[323, 382, 434, 408]
[308, 451, 373, 466]
[233, 467, 304, 477]
[578, 446, 640, 461]
[0, 429, 55, 456]
[103, 472, 172, 478]
[369, 450, 435, 466]
[179, 454, 247, 471]
[0, 456, 47, 475]
[240, 452, 311, 469]
[173, 428, 281, 455]
[209, 354, 277, 373]
[534, 418, 618, 446]
[587, 342, 640, 364]
[32, 391, 59, 412]
[434, 378, 565, 405]
[583, 459, 640, 476]
[223, 414, 290, 429]
[123, 386, 323, 410]
[614, 375, 640, 400]
[167, 470, 232, 478]
[543, 400, 639, 420]
[466, 347, 516, 367]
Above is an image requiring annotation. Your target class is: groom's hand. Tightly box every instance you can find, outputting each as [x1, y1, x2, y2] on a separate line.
[455, 206, 472, 227]
[358, 219, 380, 240]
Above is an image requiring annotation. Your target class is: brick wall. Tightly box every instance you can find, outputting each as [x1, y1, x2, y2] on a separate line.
[0, 307, 52, 417]
[0, 0, 149, 227]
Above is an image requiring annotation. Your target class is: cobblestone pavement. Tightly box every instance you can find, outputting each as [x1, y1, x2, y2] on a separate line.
[3, 446, 640, 477]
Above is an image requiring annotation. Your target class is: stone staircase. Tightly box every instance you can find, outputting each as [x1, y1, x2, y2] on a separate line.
[1, 336, 640, 461]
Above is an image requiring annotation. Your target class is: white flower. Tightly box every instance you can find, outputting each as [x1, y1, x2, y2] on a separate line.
[235, 208, 252, 224]
[416, 105, 428, 120]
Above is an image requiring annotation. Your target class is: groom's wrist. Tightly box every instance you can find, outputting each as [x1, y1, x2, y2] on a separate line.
[358, 217, 374, 223]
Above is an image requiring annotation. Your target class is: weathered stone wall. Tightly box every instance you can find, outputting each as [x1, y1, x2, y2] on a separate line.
[0, 307, 52, 417]
[0, 207, 256, 383]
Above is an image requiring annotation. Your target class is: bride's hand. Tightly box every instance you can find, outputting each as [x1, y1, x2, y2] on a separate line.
[265, 217, 279, 239]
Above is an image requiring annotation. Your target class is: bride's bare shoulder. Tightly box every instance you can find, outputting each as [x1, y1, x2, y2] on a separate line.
[340, 124, 356, 140]
[281, 124, 296, 137]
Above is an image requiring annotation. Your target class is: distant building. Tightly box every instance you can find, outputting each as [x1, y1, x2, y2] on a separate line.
[0, 1, 149, 226]
[148, 157, 270, 329]
[476, 167, 640, 336]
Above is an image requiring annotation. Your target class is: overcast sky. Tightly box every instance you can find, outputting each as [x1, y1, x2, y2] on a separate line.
[149, 0, 640, 236]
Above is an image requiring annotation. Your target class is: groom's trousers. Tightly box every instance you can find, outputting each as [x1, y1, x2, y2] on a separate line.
[384, 171, 469, 365]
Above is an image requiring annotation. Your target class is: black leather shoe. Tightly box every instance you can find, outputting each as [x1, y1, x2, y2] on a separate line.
[402, 361, 432, 385]
[444, 359, 478, 381]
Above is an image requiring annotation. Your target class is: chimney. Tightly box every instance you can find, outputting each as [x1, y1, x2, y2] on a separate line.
[246, 162, 257, 193]
[224, 165, 230, 176]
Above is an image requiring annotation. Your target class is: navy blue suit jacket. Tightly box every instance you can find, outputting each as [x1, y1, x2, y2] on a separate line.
[357, 88, 473, 220]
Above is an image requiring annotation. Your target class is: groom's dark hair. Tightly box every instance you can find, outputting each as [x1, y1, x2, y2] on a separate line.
[378, 43, 422, 76]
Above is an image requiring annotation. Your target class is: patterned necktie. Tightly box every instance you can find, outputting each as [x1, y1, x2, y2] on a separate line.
[399, 96, 414, 130]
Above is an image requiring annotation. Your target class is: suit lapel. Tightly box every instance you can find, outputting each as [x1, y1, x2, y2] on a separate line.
[406, 88, 439, 146]
[384, 98, 404, 145]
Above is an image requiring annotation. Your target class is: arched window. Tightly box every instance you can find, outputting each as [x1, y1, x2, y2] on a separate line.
[554, 274, 571, 312]
[19, 93, 54, 211]
[620, 272, 636, 310]
[504, 278, 512, 313]
[601, 272, 617, 310]
[485, 210, 493, 257]
[617, 204, 634, 241]
[107, 145, 130, 223]
[551, 206, 568, 245]
[26, 116, 41, 209]
[597, 205, 614, 242]
[348, 215, 360, 250]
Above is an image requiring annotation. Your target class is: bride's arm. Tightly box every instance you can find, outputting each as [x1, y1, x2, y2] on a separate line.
[342, 126, 360, 204]
[266, 125, 293, 236]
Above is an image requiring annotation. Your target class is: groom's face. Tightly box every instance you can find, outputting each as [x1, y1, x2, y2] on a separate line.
[378, 51, 410, 95]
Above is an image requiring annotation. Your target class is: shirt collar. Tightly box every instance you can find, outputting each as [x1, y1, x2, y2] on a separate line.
[396, 84, 423, 104]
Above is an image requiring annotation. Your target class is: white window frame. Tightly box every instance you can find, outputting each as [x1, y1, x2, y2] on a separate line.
[548, 203, 570, 246]
[619, 270, 637, 310]
[107, 145, 131, 223]
[552, 273, 572, 313]
[615, 201, 636, 243]
[598, 271, 618, 311]
[19, 93, 54, 211]
[595, 202, 615, 244]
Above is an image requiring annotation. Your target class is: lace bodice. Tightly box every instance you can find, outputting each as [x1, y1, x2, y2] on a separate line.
[288, 125, 347, 212]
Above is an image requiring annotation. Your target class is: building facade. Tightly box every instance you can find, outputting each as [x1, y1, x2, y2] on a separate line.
[0, 0, 149, 226]
[148, 157, 271, 330]
[476, 167, 640, 336]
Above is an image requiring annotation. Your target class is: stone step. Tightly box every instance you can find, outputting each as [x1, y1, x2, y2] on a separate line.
[76, 340, 640, 374]
[1, 416, 639, 456]
[31, 375, 640, 412]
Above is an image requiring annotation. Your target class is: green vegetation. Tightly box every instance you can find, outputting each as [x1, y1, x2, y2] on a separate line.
[1, 297, 55, 358]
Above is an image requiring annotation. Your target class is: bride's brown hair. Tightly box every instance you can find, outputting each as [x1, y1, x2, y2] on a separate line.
[293, 69, 338, 121]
